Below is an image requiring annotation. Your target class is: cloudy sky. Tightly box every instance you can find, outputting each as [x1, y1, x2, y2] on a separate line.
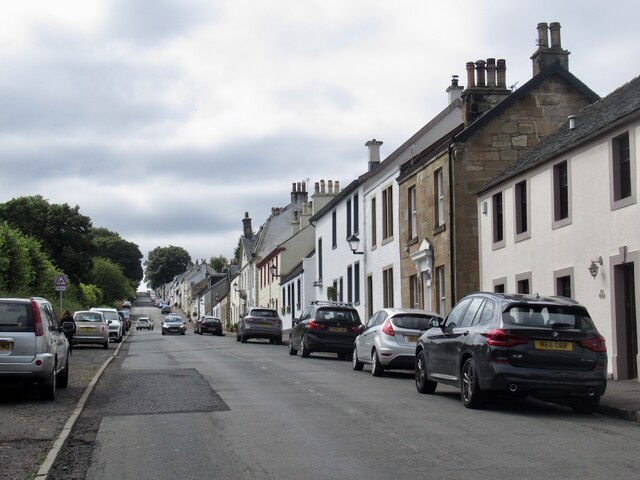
[1, 1, 638, 266]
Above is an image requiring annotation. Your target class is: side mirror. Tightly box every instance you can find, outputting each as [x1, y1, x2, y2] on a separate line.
[107, 320, 113, 325]
[357, 324, 365, 334]
[62, 321, 75, 333]
[429, 317, 443, 329]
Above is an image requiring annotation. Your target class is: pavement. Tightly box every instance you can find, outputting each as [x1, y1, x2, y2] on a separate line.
[596, 379, 640, 421]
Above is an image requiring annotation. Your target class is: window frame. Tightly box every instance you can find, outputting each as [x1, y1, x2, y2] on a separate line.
[408, 185, 417, 241]
[552, 160, 572, 228]
[492, 191, 505, 249]
[514, 180, 530, 241]
[610, 131, 636, 210]
[382, 185, 394, 242]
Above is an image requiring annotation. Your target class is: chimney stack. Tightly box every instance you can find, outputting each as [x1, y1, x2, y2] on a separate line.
[366, 139, 383, 171]
[242, 212, 252, 238]
[461, 58, 510, 126]
[446, 75, 464, 104]
[291, 180, 308, 206]
[531, 21, 570, 75]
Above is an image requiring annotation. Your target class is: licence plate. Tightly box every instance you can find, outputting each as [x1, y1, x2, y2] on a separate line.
[258, 323, 273, 327]
[534, 340, 573, 351]
[405, 335, 418, 343]
[80, 327, 94, 332]
[329, 327, 347, 333]
[0, 340, 12, 352]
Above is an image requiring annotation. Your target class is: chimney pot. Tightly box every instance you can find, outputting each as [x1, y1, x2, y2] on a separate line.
[466, 62, 476, 88]
[320, 180, 326, 193]
[328, 180, 333, 193]
[568, 115, 577, 130]
[314, 182, 319, 194]
[496, 59, 507, 88]
[446, 75, 464, 104]
[366, 139, 383, 171]
[475, 60, 486, 87]
[537, 22, 549, 48]
[549, 22, 562, 48]
[335, 181, 340, 193]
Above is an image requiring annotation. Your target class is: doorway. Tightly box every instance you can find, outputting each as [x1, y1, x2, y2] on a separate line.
[615, 263, 637, 379]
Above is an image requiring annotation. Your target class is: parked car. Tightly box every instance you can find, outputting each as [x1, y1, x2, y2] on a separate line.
[118, 310, 131, 332]
[73, 310, 109, 349]
[288, 301, 361, 359]
[91, 308, 123, 343]
[122, 300, 132, 309]
[136, 317, 153, 330]
[0, 297, 71, 400]
[353, 308, 442, 376]
[236, 308, 282, 344]
[162, 316, 186, 335]
[199, 316, 223, 336]
[161, 304, 172, 314]
[415, 292, 608, 413]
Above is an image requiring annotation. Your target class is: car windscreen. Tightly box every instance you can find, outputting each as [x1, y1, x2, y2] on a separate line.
[75, 312, 103, 322]
[0, 302, 32, 332]
[503, 304, 596, 331]
[391, 314, 434, 330]
[251, 309, 278, 318]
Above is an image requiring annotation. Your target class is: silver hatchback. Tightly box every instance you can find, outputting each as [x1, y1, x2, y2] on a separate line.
[0, 297, 71, 400]
[353, 308, 442, 376]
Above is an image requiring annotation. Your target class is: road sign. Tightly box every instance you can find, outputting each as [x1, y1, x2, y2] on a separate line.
[54, 274, 68, 292]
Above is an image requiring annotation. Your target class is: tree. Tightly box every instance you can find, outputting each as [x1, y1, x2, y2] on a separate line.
[92, 227, 143, 288]
[92, 257, 134, 306]
[144, 245, 191, 289]
[209, 255, 228, 272]
[233, 238, 242, 264]
[0, 196, 95, 284]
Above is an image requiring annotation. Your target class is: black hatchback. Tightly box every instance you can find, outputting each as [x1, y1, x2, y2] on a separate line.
[415, 293, 607, 413]
[289, 301, 362, 360]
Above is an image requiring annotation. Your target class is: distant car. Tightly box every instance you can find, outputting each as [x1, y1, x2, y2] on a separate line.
[353, 308, 442, 376]
[91, 308, 123, 343]
[199, 316, 223, 336]
[118, 310, 131, 332]
[122, 300, 132, 309]
[136, 317, 152, 330]
[0, 297, 71, 400]
[288, 301, 361, 359]
[237, 308, 282, 344]
[161, 304, 172, 314]
[73, 310, 109, 349]
[162, 317, 186, 335]
[415, 292, 608, 413]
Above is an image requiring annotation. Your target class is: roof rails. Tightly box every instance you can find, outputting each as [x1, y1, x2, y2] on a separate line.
[310, 300, 354, 307]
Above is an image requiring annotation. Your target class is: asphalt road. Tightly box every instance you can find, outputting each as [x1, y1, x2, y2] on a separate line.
[39, 301, 640, 480]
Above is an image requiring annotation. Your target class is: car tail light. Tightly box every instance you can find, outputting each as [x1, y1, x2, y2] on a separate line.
[350, 325, 361, 333]
[483, 329, 528, 347]
[31, 300, 43, 336]
[245, 317, 255, 323]
[100, 325, 107, 333]
[274, 319, 282, 324]
[307, 320, 324, 331]
[381, 319, 395, 337]
[579, 335, 607, 353]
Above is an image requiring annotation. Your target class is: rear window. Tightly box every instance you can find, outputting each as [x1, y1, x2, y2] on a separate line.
[392, 314, 435, 330]
[503, 305, 596, 331]
[98, 310, 119, 321]
[0, 302, 32, 332]
[316, 308, 360, 324]
[75, 312, 103, 322]
[251, 309, 278, 318]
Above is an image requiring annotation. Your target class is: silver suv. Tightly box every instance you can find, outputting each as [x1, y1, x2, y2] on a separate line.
[0, 297, 71, 400]
[91, 307, 123, 342]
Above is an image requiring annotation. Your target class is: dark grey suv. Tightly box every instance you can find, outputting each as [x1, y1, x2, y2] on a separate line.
[415, 293, 607, 413]
[289, 301, 362, 359]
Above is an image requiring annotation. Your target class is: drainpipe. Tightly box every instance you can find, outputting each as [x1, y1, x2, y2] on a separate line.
[447, 138, 457, 306]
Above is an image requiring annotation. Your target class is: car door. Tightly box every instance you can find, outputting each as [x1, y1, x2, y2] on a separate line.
[42, 303, 67, 372]
[291, 307, 311, 348]
[445, 298, 486, 379]
[358, 311, 384, 362]
[426, 298, 472, 381]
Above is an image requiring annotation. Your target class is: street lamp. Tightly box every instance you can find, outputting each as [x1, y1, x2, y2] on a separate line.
[347, 234, 364, 255]
[588, 256, 603, 279]
[233, 282, 239, 292]
[270, 264, 279, 278]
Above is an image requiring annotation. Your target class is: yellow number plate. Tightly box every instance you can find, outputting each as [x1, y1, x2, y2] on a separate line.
[80, 327, 94, 332]
[329, 327, 347, 333]
[405, 335, 418, 343]
[258, 323, 273, 327]
[0, 341, 12, 352]
[534, 340, 573, 351]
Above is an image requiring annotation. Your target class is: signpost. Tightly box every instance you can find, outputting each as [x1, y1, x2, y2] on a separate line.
[53, 274, 68, 315]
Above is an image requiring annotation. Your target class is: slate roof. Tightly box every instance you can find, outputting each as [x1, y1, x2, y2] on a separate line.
[478, 74, 640, 195]
[308, 178, 361, 224]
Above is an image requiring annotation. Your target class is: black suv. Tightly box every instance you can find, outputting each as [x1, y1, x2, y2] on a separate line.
[415, 292, 607, 413]
[289, 301, 362, 359]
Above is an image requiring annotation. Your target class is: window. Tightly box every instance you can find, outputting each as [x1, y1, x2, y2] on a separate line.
[317, 238, 323, 281]
[460, 298, 485, 327]
[436, 266, 445, 314]
[444, 297, 472, 329]
[515, 180, 528, 237]
[556, 275, 572, 298]
[346, 198, 352, 237]
[408, 186, 417, 240]
[517, 277, 530, 294]
[409, 274, 419, 308]
[371, 197, 377, 247]
[553, 161, 570, 224]
[494, 283, 505, 293]
[435, 169, 445, 228]
[492, 191, 504, 245]
[339, 277, 343, 302]
[382, 266, 394, 307]
[367, 275, 373, 318]
[347, 265, 353, 303]
[382, 185, 393, 240]
[332, 210, 337, 248]
[354, 262, 360, 304]
[613, 133, 631, 200]
[353, 194, 359, 234]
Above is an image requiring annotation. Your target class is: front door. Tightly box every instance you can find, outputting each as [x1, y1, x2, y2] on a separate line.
[615, 263, 637, 379]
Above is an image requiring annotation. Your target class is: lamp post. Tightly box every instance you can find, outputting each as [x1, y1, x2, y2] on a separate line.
[347, 234, 364, 255]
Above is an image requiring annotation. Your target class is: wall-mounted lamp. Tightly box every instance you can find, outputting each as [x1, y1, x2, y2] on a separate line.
[232, 282, 239, 292]
[347, 234, 364, 255]
[269, 264, 280, 278]
[588, 256, 603, 279]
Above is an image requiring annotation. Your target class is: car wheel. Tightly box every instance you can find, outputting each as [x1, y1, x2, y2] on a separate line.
[352, 346, 364, 371]
[371, 350, 384, 377]
[570, 395, 600, 414]
[103, 341, 109, 350]
[241, 332, 247, 343]
[236, 333, 240, 342]
[300, 335, 310, 358]
[415, 350, 437, 394]
[40, 364, 57, 401]
[57, 354, 70, 389]
[162, 331, 165, 335]
[288, 340, 298, 356]
[461, 357, 485, 409]
[275, 337, 282, 345]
